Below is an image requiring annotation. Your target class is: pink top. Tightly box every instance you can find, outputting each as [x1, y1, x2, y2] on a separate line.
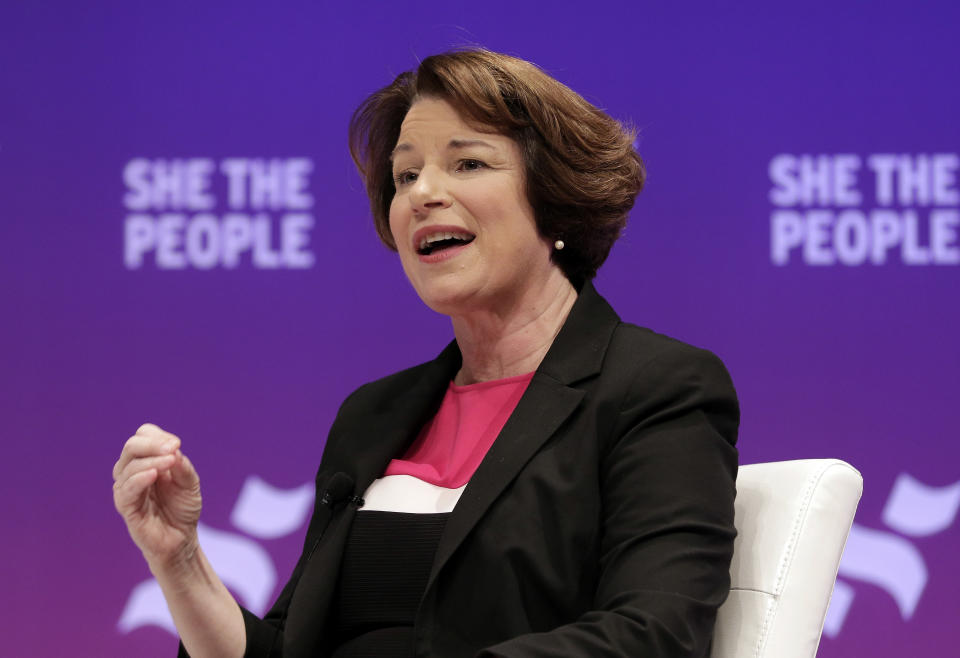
[383, 372, 535, 488]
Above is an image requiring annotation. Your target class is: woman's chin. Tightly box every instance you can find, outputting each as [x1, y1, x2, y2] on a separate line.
[416, 290, 475, 317]
[411, 279, 485, 317]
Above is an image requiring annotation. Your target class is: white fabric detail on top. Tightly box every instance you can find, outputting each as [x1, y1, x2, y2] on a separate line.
[360, 474, 465, 513]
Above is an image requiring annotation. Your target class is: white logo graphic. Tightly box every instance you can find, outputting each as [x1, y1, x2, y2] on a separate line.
[118, 476, 314, 635]
[122, 157, 316, 270]
[768, 153, 960, 266]
[823, 473, 960, 637]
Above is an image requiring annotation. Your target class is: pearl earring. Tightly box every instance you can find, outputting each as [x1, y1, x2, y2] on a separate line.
[554, 240, 565, 250]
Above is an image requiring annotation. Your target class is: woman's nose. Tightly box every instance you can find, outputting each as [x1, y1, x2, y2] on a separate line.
[409, 167, 452, 212]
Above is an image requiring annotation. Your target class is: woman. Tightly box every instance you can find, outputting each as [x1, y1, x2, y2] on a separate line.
[113, 49, 739, 657]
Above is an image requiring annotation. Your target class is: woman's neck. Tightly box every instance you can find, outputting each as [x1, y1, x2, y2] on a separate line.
[450, 272, 578, 386]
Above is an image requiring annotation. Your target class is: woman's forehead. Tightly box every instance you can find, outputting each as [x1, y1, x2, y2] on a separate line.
[395, 98, 505, 148]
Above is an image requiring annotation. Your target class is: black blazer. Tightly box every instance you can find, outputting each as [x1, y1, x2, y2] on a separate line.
[225, 282, 739, 658]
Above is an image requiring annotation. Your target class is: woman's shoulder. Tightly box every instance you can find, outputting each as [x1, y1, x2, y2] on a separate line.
[607, 321, 733, 381]
[602, 321, 739, 446]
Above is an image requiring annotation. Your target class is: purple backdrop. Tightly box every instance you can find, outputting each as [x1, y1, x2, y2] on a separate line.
[2, 1, 958, 655]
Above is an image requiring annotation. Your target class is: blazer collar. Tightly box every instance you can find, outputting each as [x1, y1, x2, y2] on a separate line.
[535, 279, 621, 386]
[425, 281, 620, 587]
[322, 281, 621, 494]
[321, 339, 462, 493]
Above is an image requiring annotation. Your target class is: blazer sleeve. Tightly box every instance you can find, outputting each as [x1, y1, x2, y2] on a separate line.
[477, 343, 740, 657]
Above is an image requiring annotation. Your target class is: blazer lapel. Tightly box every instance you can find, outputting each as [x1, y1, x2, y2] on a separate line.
[426, 282, 621, 588]
[323, 341, 462, 491]
[284, 343, 460, 657]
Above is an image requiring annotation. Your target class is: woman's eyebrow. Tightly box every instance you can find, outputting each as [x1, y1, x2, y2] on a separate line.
[390, 143, 412, 161]
[391, 138, 496, 161]
[447, 139, 496, 151]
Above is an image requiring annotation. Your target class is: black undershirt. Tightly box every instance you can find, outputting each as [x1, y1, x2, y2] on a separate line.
[331, 511, 448, 657]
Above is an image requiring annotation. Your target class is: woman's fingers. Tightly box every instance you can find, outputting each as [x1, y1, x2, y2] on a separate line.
[169, 451, 200, 489]
[112, 424, 192, 521]
[113, 425, 181, 480]
[135, 422, 166, 437]
[115, 452, 178, 491]
[113, 466, 161, 515]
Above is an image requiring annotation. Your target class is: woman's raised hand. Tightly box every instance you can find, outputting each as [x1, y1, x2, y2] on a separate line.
[113, 425, 246, 654]
[113, 423, 203, 568]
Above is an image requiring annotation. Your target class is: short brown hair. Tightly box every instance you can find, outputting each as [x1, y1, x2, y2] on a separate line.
[349, 49, 645, 284]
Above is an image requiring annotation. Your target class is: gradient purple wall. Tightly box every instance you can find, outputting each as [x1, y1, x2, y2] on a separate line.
[2, 2, 958, 655]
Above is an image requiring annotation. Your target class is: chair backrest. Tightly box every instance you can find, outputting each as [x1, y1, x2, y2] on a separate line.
[711, 459, 863, 658]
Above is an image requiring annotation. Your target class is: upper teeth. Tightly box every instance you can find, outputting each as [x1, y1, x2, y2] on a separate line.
[418, 231, 473, 250]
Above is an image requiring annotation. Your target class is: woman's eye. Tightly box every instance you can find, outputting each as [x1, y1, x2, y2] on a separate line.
[457, 159, 486, 172]
[393, 170, 418, 186]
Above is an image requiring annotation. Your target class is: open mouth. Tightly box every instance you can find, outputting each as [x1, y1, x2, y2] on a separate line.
[416, 231, 476, 256]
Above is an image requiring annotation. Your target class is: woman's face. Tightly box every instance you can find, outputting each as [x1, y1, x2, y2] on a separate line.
[388, 97, 556, 316]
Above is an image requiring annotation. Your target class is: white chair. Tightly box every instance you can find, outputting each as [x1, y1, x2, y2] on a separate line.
[712, 459, 863, 658]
